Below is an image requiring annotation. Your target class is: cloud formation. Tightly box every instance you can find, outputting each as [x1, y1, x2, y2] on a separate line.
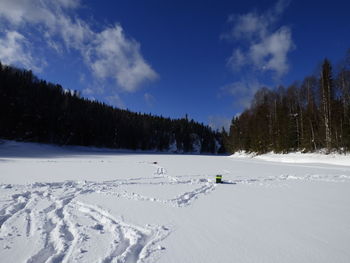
[105, 94, 126, 109]
[221, 78, 263, 108]
[0, 0, 157, 92]
[224, 0, 294, 77]
[0, 30, 42, 71]
[220, 0, 293, 110]
[85, 26, 158, 92]
[144, 93, 156, 107]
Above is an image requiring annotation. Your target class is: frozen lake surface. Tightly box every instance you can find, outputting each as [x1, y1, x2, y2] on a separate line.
[1, 141, 350, 263]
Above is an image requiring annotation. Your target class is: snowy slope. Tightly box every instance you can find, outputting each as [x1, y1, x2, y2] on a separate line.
[0, 141, 350, 262]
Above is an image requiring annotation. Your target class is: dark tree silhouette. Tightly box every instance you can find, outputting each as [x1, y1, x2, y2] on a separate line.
[225, 53, 350, 154]
[0, 62, 225, 154]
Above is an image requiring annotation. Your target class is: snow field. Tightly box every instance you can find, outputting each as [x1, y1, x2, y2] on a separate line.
[0, 141, 350, 262]
[231, 150, 350, 166]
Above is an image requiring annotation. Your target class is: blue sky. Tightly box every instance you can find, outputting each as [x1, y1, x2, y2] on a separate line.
[0, 0, 349, 130]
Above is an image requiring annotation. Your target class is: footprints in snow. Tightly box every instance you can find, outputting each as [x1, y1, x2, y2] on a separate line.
[154, 167, 167, 176]
[0, 162, 214, 262]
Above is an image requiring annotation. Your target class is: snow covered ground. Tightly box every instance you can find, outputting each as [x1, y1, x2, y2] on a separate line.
[231, 150, 350, 166]
[0, 140, 350, 263]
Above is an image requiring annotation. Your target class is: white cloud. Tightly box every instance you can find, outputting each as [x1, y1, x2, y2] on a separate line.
[0, 0, 77, 29]
[0, 0, 157, 92]
[224, 0, 294, 77]
[105, 94, 126, 109]
[221, 79, 263, 108]
[0, 31, 42, 71]
[85, 26, 158, 92]
[55, 0, 81, 9]
[226, 12, 268, 40]
[249, 26, 293, 76]
[144, 93, 156, 107]
[273, 0, 291, 15]
[227, 48, 246, 71]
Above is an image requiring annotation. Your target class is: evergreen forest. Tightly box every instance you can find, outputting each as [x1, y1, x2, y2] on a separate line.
[0, 62, 224, 154]
[2, 52, 350, 156]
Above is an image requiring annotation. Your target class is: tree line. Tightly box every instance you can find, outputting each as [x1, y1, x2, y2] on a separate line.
[0, 62, 224, 153]
[224, 53, 350, 154]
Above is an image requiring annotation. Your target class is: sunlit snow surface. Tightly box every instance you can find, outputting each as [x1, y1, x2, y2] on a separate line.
[0, 141, 350, 263]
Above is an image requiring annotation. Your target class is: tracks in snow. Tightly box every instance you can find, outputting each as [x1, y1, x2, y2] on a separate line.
[75, 201, 169, 263]
[0, 162, 215, 262]
[0, 180, 171, 263]
[1, 159, 348, 262]
[225, 172, 350, 186]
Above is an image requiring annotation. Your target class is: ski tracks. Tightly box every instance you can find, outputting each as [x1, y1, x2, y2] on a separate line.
[74, 201, 170, 263]
[0, 161, 218, 262]
[0, 181, 171, 263]
[1, 159, 347, 262]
